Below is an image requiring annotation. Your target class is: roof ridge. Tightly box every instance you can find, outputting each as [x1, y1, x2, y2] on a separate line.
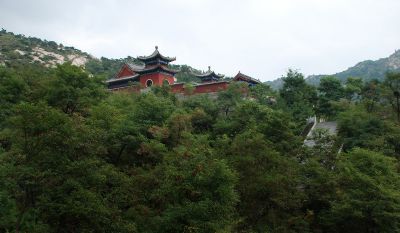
[137, 46, 176, 62]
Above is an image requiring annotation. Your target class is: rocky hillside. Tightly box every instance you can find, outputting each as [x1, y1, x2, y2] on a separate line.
[267, 50, 400, 89]
[0, 29, 202, 81]
[0, 29, 94, 67]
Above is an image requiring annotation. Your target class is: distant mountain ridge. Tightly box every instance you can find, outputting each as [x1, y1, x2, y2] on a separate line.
[267, 50, 400, 89]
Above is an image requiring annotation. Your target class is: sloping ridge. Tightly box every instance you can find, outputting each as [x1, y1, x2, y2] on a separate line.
[267, 50, 400, 89]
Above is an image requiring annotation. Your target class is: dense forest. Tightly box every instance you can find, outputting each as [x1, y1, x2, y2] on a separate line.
[0, 58, 400, 233]
[2, 29, 400, 233]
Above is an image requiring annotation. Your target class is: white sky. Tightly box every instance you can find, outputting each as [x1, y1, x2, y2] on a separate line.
[1, 0, 399, 81]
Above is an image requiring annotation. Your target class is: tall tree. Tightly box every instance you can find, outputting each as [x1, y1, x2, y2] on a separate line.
[322, 149, 400, 233]
[384, 72, 400, 122]
[361, 79, 381, 113]
[345, 77, 363, 101]
[280, 69, 317, 129]
[223, 130, 305, 232]
[317, 76, 345, 119]
[46, 62, 106, 115]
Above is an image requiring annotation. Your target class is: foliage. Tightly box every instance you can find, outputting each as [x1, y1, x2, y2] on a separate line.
[316, 76, 345, 119]
[383, 72, 400, 121]
[344, 77, 363, 101]
[280, 69, 317, 131]
[322, 149, 400, 233]
[1, 30, 400, 232]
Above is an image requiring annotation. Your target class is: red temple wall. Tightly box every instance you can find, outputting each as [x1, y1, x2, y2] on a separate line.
[110, 85, 141, 93]
[139, 73, 175, 87]
[193, 82, 229, 94]
[171, 83, 185, 93]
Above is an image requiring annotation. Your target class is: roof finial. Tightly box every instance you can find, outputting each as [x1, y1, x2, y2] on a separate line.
[208, 66, 211, 71]
[155, 45, 158, 50]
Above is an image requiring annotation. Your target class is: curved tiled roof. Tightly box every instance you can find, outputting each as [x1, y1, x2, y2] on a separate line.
[137, 46, 176, 62]
[233, 71, 261, 84]
[106, 74, 140, 83]
[135, 64, 179, 75]
[192, 66, 224, 79]
[126, 63, 145, 71]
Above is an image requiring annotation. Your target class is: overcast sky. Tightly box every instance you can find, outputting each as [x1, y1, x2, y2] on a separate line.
[1, 0, 399, 81]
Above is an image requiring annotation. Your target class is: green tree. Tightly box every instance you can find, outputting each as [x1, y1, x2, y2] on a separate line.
[345, 77, 363, 100]
[317, 76, 345, 119]
[156, 147, 238, 233]
[130, 133, 238, 233]
[46, 62, 106, 115]
[217, 82, 247, 116]
[280, 69, 317, 129]
[249, 83, 276, 105]
[322, 148, 400, 233]
[0, 65, 35, 128]
[214, 101, 300, 154]
[383, 72, 400, 122]
[361, 79, 381, 112]
[0, 102, 136, 232]
[224, 130, 305, 232]
[337, 106, 386, 152]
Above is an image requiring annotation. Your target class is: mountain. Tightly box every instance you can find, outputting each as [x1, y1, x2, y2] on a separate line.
[0, 29, 203, 82]
[265, 78, 284, 90]
[267, 50, 400, 89]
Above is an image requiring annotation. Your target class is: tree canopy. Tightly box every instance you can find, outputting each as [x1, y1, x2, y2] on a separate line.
[0, 63, 400, 233]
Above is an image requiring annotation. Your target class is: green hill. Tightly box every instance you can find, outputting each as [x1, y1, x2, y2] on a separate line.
[0, 29, 203, 82]
[307, 50, 400, 85]
[267, 50, 400, 89]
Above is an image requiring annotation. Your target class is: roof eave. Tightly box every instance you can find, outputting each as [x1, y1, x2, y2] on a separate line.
[135, 66, 179, 75]
[137, 50, 176, 63]
[106, 74, 140, 83]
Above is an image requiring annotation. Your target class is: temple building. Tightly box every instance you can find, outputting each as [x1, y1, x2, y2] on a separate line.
[193, 66, 224, 83]
[233, 71, 262, 86]
[107, 47, 261, 95]
[106, 46, 179, 91]
[186, 66, 229, 94]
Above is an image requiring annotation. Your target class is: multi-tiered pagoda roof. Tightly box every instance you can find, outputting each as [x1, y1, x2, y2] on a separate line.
[193, 66, 224, 83]
[137, 46, 176, 65]
[107, 46, 179, 90]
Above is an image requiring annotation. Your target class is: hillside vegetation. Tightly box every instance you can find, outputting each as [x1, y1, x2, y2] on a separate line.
[0, 29, 203, 82]
[1, 30, 400, 233]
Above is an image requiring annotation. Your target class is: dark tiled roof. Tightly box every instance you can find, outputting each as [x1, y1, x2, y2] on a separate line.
[233, 71, 261, 84]
[106, 74, 140, 83]
[137, 46, 176, 62]
[191, 66, 224, 79]
[193, 71, 224, 79]
[135, 64, 179, 75]
[127, 63, 145, 71]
